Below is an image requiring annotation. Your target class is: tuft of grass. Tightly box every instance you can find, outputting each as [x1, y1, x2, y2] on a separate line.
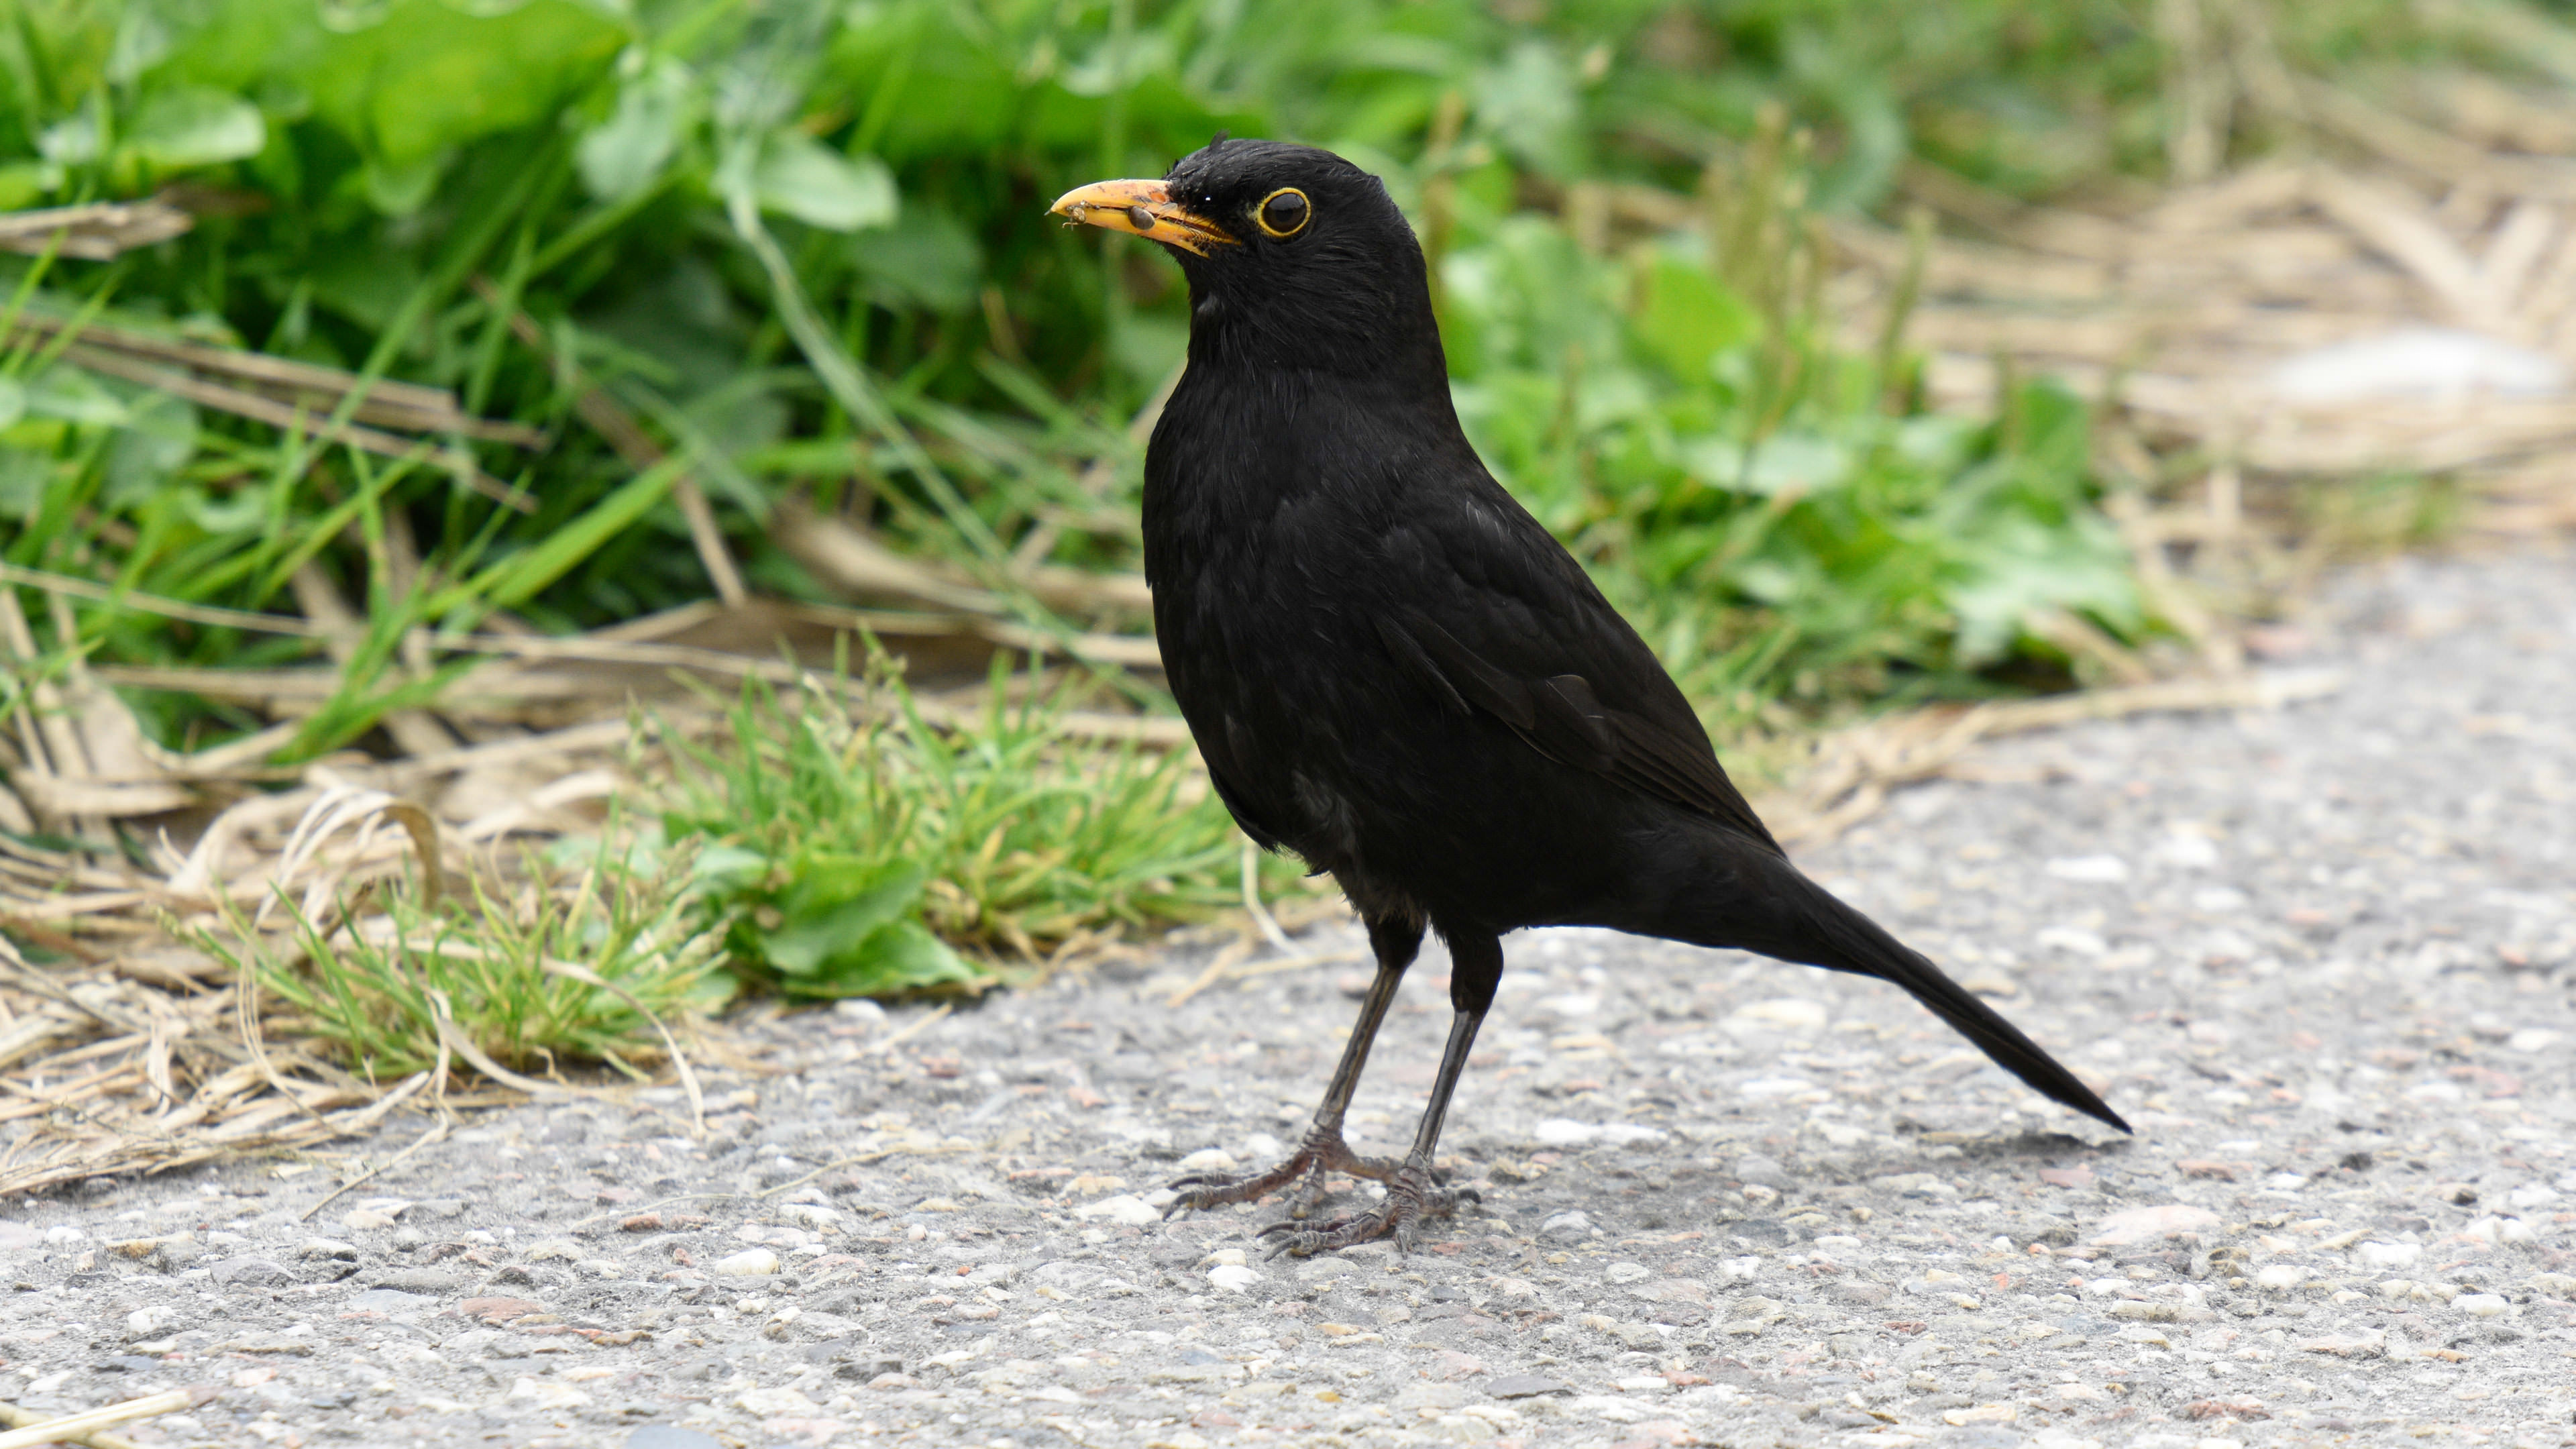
[200, 837, 735, 1083]
[657, 653, 1281, 999]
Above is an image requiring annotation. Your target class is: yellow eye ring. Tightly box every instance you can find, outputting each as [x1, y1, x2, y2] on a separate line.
[1254, 187, 1311, 239]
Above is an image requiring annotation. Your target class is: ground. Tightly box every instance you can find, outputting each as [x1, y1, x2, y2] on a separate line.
[2, 543, 2573, 1449]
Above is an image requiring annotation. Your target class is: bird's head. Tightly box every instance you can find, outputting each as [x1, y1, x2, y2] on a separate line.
[1051, 138, 1441, 380]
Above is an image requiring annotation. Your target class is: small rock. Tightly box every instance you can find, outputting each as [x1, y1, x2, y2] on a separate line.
[1538, 1210, 1593, 1242]
[2455, 1293, 2510, 1318]
[1074, 1195, 1160, 1227]
[1725, 998, 1827, 1032]
[44, 1226, 87, 1244]
[2045, 854, 2129, 883]
[523, 1240, 584, 1262]
[1487, 1373, 1572, 1399]
[1733, 1155, 1789, 1188]
[714, 1249, 780, 1277]
[1177, 1148, 1237, 1173]
[212, 1256, 296, 1287]
[1603, 1262, 1650, 1285]
[1208, 1265, 1262, 1293]
[300, 1239, 360, 1262]
[2090, 1203, 2220, 1246]
[736, 1386, 819, 1415]
[415, 1199, 468, 1219]
[508, 1377, 592, 1409]
[343, 1209, 398, 1231]
[2254, 1265, 2305, 1291]
[125, 1305, 177, 1338]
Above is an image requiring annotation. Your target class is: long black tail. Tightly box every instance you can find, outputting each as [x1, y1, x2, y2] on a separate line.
[1651, 843, 2131, 1133]
[1788, 871, 2129, 1132]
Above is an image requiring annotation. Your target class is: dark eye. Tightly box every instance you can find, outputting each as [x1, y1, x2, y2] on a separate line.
[1256, 188, 1310, 239]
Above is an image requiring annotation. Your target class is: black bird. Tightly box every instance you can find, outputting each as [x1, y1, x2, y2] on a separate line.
[1051, 140, 2129, 1255]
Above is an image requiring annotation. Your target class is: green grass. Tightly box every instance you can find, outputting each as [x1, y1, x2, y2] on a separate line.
[199, 830, 735, 1082]
[658, 654, 1285, 999]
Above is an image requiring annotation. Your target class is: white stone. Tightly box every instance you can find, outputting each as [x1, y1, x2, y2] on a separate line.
[2036, 926, 2110, 957]
[1177, 1148, 1237, 1173]
[1532, 1119, 1666, 1146]
[2253, 1265, 2306, 1290]
[1603, 1262, 1650, 1285]
[713, 1248, 781, 1277]
[2353, 1240, 2420, 1271]
[2045, 855, 2130, 884]
[2506, 1028, 2561, 1053]
[737, 1385, 820, 1415]
[1725, 998, 1825, 1032]
[2455, 1293, 2510, 1318]
[125, 1305, 176, 1338]
[1208, 1264, 1261, 1293]
[1074, 1194, 1159, 1227]
[507, 1377, 592, 1409]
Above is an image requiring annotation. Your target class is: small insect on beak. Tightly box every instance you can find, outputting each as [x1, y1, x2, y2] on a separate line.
[1049, 179, 1238, 258]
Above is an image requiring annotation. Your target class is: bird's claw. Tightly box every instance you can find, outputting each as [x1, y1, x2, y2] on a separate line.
[1251, 1161, 1470, 1258]
[1161, 1126, 1400, 1220]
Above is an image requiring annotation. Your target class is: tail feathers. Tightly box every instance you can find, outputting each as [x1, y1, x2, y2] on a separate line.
[1791, 877, 2131, 1134]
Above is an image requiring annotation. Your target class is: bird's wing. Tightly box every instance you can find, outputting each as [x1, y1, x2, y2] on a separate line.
[1372, 484, 1785, 857]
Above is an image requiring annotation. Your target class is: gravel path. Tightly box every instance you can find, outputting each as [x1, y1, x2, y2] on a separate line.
[5, 544, 2575, 1449]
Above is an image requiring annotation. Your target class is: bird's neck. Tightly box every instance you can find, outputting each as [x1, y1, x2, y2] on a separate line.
[1181, 286, 1456, 411]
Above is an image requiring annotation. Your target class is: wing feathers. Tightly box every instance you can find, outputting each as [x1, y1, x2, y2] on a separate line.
[1386, 612, 1782, 856]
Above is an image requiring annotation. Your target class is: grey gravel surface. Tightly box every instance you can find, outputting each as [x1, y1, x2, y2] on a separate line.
[5, 544, 2576, 1449]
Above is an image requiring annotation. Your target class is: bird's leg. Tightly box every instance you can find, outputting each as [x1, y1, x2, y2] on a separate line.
[1258, 930, 1499, 1257]
[1165, 916, 1421, 1219]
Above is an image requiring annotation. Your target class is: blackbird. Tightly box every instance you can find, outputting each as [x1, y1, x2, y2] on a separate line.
[1051, 139, 2129, 1256]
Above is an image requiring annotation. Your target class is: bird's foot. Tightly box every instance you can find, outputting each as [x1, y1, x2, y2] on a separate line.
[1252, 1159, 1479, 1258]
[1164, 1125, 1403, 1220]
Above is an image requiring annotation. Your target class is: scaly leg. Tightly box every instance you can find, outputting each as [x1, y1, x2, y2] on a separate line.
[1258, 928, 1501, 1257]
[1166, 915, 1421, 1219]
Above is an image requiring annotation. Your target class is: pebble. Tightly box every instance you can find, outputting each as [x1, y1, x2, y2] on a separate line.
[712, 1249, 780, 1277]
[1538, 1210, 1594, 1242]
[2456, 1293, 2510, 1318]
[1075, 1194, 1160, 1226]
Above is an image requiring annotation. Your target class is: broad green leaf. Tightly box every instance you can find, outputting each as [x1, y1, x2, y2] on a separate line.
[103, 391, 199, 506]
[765, 857, 930, 976]
[577, 57, 698, 201]
[1631, 254, 1759, 382]
[129, 87, 267, 167]
[753, 132, 897, 233]
[0, 378, 24, 431]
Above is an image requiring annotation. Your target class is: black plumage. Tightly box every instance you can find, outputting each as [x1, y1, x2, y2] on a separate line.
[1051, 139, 2128, 1255]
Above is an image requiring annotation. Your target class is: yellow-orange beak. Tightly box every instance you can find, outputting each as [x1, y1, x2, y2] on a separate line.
[1049, 178, 1238, 258]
